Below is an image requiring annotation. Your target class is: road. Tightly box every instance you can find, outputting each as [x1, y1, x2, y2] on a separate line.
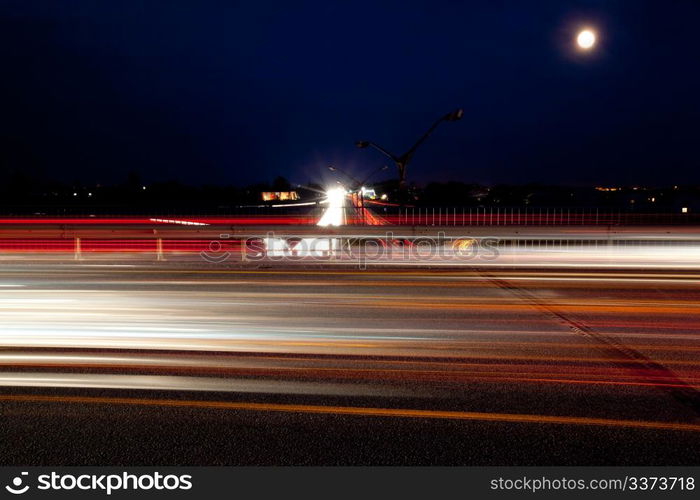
[1, 263, 700, 465]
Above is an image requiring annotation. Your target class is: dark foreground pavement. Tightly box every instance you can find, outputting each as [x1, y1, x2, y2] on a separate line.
[1, 263, 699, 465]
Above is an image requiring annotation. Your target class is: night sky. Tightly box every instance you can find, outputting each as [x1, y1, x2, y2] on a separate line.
[1, 0, 699, 187]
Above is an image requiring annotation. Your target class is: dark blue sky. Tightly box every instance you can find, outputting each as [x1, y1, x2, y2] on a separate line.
[1, 0, 698, 186]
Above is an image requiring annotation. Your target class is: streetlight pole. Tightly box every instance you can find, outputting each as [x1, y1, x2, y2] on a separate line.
[328, 166, 362, 188]
[356, 108, 464, 194]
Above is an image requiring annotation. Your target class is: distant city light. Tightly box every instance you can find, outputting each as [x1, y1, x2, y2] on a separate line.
[682, 207, 689, 214]
[577, 29, 596, 50]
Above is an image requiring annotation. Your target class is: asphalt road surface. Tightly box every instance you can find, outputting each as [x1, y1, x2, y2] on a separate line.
[1, 263, 699, 465]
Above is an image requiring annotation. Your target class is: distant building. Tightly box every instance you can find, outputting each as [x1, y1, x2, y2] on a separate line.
[261, 191, 300, 202]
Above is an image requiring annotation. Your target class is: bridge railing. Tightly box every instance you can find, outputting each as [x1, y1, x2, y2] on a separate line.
[372, 206, 698, 226]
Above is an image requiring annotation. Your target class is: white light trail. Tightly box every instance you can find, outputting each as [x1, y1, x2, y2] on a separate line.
[317, 187, 347, 226]
[149, 218, 209, 226]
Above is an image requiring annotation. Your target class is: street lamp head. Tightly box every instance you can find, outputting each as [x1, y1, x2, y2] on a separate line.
[327, 165, 337, 171]
[444, 108, 464, 122]
[355, 141, 370, 148]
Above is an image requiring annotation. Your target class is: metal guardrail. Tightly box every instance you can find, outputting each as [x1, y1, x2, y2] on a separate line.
[1, 206, 697, 226]
[0, 233, 698, 263]
[382, 207, 698, 226]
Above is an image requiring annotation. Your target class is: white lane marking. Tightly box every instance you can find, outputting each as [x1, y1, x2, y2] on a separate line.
[0, 372, 427, 397]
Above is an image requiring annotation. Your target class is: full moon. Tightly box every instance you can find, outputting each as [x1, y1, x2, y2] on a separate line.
[577, 29, 596, 49]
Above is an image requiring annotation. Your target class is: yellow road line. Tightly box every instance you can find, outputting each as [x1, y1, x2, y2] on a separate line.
[1, 394, 699, 432]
